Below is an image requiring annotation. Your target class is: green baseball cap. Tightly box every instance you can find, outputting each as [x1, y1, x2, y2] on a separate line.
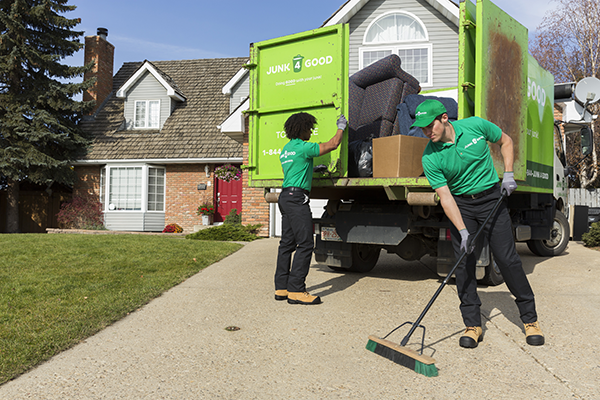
[411, 99, 447, 128]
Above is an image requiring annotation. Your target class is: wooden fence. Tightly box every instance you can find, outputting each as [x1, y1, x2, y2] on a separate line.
[0, 190, 71, 233]
[568, 189, 600, 208]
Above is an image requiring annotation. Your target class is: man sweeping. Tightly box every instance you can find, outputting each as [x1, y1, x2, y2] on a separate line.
[415, 99, 544, 348]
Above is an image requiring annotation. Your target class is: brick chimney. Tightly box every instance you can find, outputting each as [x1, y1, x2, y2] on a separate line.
[84, 27, 114, 114]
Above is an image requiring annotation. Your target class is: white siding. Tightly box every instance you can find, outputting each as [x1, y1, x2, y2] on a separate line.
[104, 212, 165, 232]
[144, 212, 166, 231]
[124, 71, 172, 130]
[104, 212, 144, 231]
[348, 0, 458, 90]
[230, 74, 250, 113]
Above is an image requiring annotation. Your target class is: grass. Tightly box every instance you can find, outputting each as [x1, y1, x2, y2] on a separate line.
[0, 234, 243, 385]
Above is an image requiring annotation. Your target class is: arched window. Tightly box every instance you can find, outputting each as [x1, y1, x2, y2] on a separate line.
[360, 11, 432, 86]
[365, 13, 427, 43]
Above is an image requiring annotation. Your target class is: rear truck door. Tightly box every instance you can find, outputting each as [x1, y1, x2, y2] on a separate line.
[246, 24, 350, 188]
[458, 0, 554, 193]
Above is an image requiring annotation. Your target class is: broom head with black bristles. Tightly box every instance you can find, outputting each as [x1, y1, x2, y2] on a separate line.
[366, 335, 438, 377]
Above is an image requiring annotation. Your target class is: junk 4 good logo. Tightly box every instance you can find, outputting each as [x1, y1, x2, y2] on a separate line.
[528, 77, 547, 123]
[266, 54, 334, 75]
[293, 55, 304, 72]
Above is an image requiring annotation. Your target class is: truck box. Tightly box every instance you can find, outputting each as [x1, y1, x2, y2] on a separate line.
[247, 0, 571, 278]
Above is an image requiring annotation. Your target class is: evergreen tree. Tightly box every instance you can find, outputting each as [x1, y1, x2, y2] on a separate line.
[0, 0, 93, 232]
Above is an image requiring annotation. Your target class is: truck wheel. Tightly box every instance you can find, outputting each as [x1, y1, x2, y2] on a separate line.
[349, 244, 380, 273]
[526, 210, 569, 257]
[479, 255, 504, 286]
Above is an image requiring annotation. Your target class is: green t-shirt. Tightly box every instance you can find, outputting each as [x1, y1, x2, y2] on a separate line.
[422, 117, 502, 195]
[280, 138, 320, 191]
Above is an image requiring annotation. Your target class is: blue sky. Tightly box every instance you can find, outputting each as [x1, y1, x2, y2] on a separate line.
[65, 0, 556, 71]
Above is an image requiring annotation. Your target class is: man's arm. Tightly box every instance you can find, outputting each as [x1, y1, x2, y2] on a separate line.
[495, 131, 518, 195]
[319, 115, 347, 156]
[495, 131, 514, 172]
[319, 128, 344, 156]
[435, 185, 466, 231]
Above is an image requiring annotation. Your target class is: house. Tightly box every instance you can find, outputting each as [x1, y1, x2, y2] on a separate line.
[74, 28, 255, 234]
[222, 0, 461, 237]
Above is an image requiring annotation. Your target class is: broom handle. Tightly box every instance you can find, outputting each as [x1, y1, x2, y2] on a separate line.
[400, 191, 506, 347]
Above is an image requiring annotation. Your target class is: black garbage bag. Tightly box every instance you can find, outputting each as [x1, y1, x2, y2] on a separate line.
[348, 138, 373, 177]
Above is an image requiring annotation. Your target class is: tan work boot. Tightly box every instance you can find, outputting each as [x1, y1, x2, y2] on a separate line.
[275, 290, 288, 301]
[459, 326, 483, 348]
[524, 321, 545, 346]
[287, 291, 322, 305]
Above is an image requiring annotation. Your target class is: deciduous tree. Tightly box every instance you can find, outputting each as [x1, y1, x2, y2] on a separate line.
[531, 0, 600, 188]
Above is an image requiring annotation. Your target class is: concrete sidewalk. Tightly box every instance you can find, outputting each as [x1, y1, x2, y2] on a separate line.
[1, 238, 599, 399]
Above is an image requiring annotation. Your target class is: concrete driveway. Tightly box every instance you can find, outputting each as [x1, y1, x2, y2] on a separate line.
[1, 238, 599, 399]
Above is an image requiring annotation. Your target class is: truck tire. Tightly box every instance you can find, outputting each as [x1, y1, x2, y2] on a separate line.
[349, 244, 380, 273]
[479, 255, 504, 286]
[526, 210, 569, 257]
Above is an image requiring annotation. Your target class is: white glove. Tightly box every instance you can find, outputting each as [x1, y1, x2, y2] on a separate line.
[501, 172, 517, 196]
[459, 229, 470, 254]
[337, 115, 348, 130]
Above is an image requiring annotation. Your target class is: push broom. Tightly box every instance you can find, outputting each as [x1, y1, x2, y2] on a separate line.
[366, 191, 507, 377]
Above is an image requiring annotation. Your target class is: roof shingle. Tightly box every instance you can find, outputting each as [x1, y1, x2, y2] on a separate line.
[80, 57, 248, 161]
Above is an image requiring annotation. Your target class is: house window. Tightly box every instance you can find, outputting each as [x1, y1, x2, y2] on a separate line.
[360, 11, 432, 86]
[134, 100, 160, 129]
[147, 167, 165, 212]
[102, 165, 166, 212]
[100, 167, 106, 210]
[109, 167, 142, 210]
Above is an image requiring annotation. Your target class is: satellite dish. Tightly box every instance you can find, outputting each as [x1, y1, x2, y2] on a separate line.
[574, 77, 600, 104]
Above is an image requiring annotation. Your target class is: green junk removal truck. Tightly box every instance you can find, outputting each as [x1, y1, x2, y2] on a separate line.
[245, 0, 592, 285]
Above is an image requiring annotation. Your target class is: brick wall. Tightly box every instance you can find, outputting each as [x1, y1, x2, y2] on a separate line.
[74, 164, 212, 233]
[554, 104, 564, 151]
[74, 162, 272, 234]
[241, 116, 271, 237]
[84, 33, 114, 114]
[165, 164, 213, 233]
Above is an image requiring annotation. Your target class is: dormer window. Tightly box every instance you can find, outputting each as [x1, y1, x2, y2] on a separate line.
[116, 61, 186, 131]
[134, 100, 160, 129]
[360, 11, 432, 86]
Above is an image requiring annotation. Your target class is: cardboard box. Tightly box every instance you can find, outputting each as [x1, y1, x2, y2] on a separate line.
[372, 135, 430, 178]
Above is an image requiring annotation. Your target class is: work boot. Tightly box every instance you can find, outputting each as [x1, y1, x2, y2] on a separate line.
[459, 326, 483, 348]
[275, 290, 288, 301]
[287, 292, 322, 305]
[524, 321, 545, 346]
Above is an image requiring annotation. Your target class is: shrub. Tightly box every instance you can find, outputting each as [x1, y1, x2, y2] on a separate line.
[57, 193, 105, 230]
[186, 223, 262, 242]
[582, 222, 600, 247]
[224, 208, 242, 225]
[163, 223, 183, 233]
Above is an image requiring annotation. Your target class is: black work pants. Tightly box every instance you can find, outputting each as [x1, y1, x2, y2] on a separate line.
[450, 186, 537, 327]
[275, 189, 314, 293]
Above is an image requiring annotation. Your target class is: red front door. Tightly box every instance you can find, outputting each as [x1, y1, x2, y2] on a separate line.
[214, 175, 243, 222]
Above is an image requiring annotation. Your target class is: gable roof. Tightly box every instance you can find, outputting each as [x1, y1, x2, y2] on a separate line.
[78, 57, 248, 163]
[116, 60, 186, 101]
[222, 66, 249, 95]
[322, 0, 459, 27]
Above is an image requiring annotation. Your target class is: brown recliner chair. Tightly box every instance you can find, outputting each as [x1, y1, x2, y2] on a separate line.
[348, 54, 421, 143]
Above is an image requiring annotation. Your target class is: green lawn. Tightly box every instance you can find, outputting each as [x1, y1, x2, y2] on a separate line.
[0, 234, 243, 385]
